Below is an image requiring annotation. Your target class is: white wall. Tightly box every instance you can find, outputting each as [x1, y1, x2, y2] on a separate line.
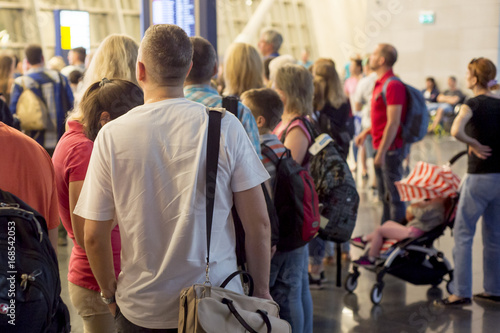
[306, 0, 368, 68]
[306, 0, 500, 93]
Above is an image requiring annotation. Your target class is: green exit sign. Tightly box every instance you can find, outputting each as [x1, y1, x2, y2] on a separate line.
[419, 11, 435, 24]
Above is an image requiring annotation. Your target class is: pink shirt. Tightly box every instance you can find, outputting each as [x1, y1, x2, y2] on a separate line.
[52, 120, 121, 291]
[272, 118, 312, 167]
[273, 118, 312, 144]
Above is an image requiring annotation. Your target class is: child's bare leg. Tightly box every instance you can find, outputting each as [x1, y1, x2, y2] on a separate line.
[368, 221, 412, 258]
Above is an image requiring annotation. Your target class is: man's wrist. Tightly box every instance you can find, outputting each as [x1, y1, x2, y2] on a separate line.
[100, 291, 116, 304]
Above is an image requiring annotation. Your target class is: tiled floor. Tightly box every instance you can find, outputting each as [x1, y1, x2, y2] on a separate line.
[57, 134, 500, 332]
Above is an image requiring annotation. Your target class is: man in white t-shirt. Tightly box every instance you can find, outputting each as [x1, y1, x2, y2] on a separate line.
[352, 58, 377, 182]
[75, 24, 272, 332]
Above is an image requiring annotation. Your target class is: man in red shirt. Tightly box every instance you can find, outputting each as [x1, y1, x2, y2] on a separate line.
[0, 122, 60, 252]
[356, 43, 407, 224]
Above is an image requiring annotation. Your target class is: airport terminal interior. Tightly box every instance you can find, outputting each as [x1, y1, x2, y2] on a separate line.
[1, 0, 500, 332]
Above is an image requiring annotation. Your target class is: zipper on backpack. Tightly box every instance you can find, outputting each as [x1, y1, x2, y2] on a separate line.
[0, 202, 20, 208]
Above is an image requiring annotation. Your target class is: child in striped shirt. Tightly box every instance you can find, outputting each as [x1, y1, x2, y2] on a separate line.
[241, 88, 286, 194]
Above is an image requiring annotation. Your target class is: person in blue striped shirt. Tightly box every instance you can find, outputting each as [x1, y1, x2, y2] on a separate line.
[183, 37, 261, 158]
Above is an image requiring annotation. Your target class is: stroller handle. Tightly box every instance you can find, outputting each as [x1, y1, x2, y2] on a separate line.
[447, 150, 467, 167]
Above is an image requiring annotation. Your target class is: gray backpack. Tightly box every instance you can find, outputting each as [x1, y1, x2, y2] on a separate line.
[284, 117, 359, 243]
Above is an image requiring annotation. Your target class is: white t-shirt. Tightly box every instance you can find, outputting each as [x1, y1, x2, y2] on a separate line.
[74, 98, 269, 329]
[60, 64, 85, 77]
[352, 72, 377, 130]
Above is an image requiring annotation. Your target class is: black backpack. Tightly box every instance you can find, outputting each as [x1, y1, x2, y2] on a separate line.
[0, 189, 70, 332]
[261, 144, 320, 252]
[284, 117, 359, 243]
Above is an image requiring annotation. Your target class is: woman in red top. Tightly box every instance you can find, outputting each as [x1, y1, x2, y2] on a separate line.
[52, 79, 143, 332]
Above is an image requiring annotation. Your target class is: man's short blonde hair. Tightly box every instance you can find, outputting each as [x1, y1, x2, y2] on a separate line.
[140, 24, 193, 85]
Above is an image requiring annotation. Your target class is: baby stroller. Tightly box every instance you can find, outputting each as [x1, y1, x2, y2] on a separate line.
[344, 151, 467, 305]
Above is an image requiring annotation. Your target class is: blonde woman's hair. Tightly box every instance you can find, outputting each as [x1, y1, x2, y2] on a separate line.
[82, 34, 139, 90]
[275, 64, 314, 116]
[223, 43, 263, 97]
[312, 58, 346, 110]
[69, 34, 139, 123]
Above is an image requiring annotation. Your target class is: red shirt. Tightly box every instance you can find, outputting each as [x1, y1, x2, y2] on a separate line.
[0, 122, 59, 230]
[370, 69, 407, 150]
[52, 121, 121, 291]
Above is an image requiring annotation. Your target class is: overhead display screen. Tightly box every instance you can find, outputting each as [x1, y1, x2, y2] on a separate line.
[152, 0, 196, 36]
[59, 10, 91, 51]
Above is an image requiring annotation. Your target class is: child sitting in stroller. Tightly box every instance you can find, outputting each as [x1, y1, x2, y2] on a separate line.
[350, 197, 447, 267]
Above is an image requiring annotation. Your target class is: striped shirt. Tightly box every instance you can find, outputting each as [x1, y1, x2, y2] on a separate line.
[184, 84, 261, 158]
[260, 133, 287, 190]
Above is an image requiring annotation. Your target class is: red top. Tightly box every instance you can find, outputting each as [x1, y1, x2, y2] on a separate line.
[0, 122, 59, 230]
[370, 69, 407, 150]
[52, 121, 121, 291]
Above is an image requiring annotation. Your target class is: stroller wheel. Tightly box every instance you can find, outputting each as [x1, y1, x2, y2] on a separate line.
[370, 284, 383, 305]
[446, 280, 455, 295]
[345, 273, 358, 292]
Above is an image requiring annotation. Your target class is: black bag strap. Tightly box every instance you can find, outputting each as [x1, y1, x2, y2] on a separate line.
[280, 116, 304, 142]
[222, 96, 240, 119]
[222, 298, 272, 333]
[205, 108, 223, 280]
[220, 270, 254, 296]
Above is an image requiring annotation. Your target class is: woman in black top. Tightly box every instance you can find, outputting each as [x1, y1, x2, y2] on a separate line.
[437, 57, 500, 306]
[312, 58, 351, 160]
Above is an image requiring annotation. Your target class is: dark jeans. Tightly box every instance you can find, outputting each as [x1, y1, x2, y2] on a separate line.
[374, 148, 406, 224]
[115, 306, 178, 333]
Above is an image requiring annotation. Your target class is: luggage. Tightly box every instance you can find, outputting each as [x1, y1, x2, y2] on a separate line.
[381, 77, 430, 144]
[0, 189, 70, 332]
[261, 144, 320, 251]
[15, 80, 50, 132]
[284, 117, 359, 243]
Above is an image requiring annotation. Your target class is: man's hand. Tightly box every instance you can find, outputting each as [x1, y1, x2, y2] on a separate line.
[108, 302, 117, 317]
[253, 290, 274, 301]
[355, 128, 371, 147]
[374, 150, 386, 168]
[271, 245, 277, 258]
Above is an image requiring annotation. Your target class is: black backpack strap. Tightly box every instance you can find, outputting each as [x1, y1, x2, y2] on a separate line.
[222, 96, 240, 120]
[280, 116, 319, 142]
[205, 108, 223, 278]
[261, 143, 280, 165]
[280, 116, 304, 142]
